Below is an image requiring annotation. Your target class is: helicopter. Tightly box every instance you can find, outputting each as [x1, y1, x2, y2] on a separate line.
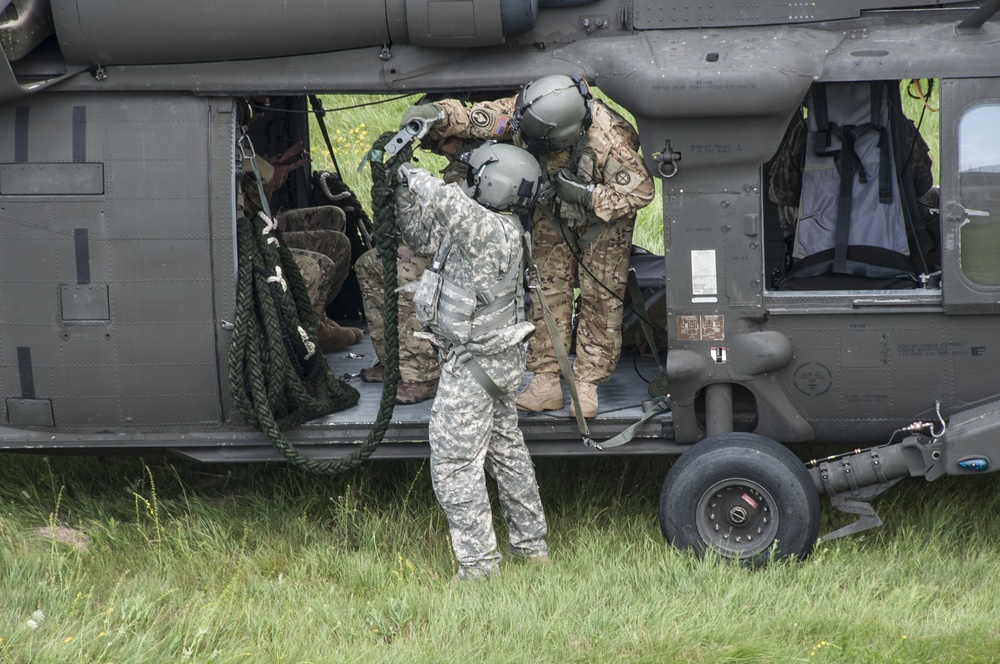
[2, 0, 1000, 565]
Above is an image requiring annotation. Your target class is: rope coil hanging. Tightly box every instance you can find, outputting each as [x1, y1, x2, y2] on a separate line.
[227, 130, 412, 475]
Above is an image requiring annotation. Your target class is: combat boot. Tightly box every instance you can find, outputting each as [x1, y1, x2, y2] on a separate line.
[515, 373, 564, 412]
[396, 378, 438, 404]
[360, 362, 384, 383]
[568, 382, 598, 419]
[317, 320, 359, 352]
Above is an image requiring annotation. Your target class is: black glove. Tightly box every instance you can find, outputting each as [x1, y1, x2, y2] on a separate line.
[554, 168, 594, 208]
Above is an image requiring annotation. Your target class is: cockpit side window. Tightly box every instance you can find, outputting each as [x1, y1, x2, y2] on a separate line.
[957, 104, 1000, 286]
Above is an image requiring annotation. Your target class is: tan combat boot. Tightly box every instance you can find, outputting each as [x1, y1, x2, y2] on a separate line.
[360, 362, 384, 383]
[516, 373, 564, 412]
[317, 319, 360, 352]
[396, 378, 438, 404]
[568, 382, 598, 419]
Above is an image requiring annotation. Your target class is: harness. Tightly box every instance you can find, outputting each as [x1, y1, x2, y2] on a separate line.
[781, 81, 921, 289]
[810, 82, 893, 275]
[413, 229, 527, 400]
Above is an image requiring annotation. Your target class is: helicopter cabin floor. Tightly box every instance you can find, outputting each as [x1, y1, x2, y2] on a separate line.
[217, 324, 681, 463]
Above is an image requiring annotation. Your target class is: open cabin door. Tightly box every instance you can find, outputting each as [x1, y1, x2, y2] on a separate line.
[941, 78, 1000, 314]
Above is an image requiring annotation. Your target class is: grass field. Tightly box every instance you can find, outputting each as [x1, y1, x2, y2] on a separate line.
[3, 452, 1000, 662]
[0, 87, 965, 663]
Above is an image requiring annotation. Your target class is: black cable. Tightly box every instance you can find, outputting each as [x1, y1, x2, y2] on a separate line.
[249, 95, 415, 116]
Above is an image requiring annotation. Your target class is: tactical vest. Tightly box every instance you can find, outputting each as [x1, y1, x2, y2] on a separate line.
[781, 81, 922, 290]
[412, 234, 526, 348]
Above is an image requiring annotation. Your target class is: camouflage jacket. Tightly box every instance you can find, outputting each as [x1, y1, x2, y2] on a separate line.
[431, 97, 655, 225]
[395, 169, 535, 355]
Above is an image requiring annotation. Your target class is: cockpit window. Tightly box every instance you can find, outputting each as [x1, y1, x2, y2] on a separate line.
[958, 104, 1000, 286]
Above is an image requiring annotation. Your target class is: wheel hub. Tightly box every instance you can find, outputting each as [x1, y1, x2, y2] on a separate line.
[696, 478, 780, 559]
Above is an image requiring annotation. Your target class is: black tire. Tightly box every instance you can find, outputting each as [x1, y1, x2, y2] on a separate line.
[659, 433, 820, 566]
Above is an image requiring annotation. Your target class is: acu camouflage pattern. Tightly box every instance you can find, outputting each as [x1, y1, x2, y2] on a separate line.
[355, 246, 441, 383]
[431, 95, 654, 383]
[396, 169, 547, 576]
[431, 344, 547, 577]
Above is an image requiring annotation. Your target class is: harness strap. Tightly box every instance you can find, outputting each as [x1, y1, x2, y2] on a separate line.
[471, 301, 516, 338]
[833, 131, 858, 274]
[480, 244, 525, 303]
[595, 397, 670, 449]
[871, 82, 893, 204]
[451, 344, 505, 400]
[522, 233, 593, 441]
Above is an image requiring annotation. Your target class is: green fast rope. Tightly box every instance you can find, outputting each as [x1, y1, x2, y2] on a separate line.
[227, 131, 410, 474]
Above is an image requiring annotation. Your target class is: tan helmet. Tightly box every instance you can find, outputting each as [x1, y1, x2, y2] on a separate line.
[513, 73, 592, 152]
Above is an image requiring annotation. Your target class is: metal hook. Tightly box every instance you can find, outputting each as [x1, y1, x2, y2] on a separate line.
[652, 139, 681, 178]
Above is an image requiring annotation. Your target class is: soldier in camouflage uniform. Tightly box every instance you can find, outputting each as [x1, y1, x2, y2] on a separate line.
[402, 74, 654, 418]
[394, 143, 548, 579]
[237, 137, 364, 351]
[355, 246, 440, 404]
[354, 137, 482, 404]
[277, 205, 364, 350]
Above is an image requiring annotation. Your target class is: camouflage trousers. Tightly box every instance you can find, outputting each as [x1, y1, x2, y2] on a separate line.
[526, 210, 635, 384]
[429, 344, 548, 575]
[355, 247, 440, 382]
[277, 207, 351, 316]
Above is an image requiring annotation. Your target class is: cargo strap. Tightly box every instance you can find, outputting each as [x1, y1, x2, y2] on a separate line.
[591, 397, 670, 450]
[522, 233, 593, 443]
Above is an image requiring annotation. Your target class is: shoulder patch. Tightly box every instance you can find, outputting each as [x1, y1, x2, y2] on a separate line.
[604, 157, 641, 195]
[493, 115, 510, 136]
[470, 109, 493, 128]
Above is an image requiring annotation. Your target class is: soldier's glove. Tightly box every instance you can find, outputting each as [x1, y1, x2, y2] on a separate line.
[397, 162, 418, 184]
[400, 103, 445, 131]
[535, 181, 557, 205]
[554, 168, 594, 208]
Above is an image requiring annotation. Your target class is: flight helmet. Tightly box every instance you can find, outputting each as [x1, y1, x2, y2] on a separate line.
[513, 73, 593, 152]
[459, 141, 543, 212]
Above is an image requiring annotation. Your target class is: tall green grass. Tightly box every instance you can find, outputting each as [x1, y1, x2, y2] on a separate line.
[2, 452, 1000, 662]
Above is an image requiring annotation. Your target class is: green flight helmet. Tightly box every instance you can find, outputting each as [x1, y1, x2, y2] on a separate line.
[513, 73, 593, 152]
[460, 141, 543, 212]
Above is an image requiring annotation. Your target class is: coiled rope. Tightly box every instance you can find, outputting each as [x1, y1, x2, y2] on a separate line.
[227, 131, 410, 474]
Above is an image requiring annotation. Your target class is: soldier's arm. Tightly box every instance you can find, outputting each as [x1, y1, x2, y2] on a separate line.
[395, 172, 448, 256]
[430, 97, 518, 142]
[589, 140, 655, 223]
[405, 169, 503, 255]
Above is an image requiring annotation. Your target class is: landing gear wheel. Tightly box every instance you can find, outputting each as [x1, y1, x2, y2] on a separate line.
[659, 433, 820, 566]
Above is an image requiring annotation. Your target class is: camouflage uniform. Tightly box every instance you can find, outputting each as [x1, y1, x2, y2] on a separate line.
[238, 155, 361, 348]
[277, 206, 353, 315]
[355, 246, 441, 383]
[430, 97, 654, 385]
[396, 168, 548, 578]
